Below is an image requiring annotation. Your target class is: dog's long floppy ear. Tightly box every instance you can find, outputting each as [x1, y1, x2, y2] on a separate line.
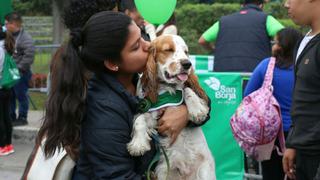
[186, 68, 209, 103]
[141, 44, 158, 103]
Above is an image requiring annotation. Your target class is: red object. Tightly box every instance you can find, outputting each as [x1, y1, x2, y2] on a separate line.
[0, 144, 14, 156]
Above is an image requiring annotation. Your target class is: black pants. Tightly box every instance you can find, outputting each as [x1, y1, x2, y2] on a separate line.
[262, 149, 285, 180]
[314, 164, 320, 180]
[0, 89, 12, 147]
[261, 132, 289, 180]
[295, 150, 320, 180]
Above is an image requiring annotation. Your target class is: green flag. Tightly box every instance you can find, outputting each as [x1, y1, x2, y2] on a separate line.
[0, 0, 12, 24]
[197, 72, 245, 180]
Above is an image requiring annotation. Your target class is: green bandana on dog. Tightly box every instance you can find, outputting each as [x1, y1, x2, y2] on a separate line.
[138, 90, 184, 113]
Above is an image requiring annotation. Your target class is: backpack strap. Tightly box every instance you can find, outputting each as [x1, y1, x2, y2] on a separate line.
[262, 57, 276, 87]
[274, 96, 286, 156]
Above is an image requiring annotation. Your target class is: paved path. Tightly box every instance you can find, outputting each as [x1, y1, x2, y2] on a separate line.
[0, 141, 34, 180]
[0, 111, 42, 180]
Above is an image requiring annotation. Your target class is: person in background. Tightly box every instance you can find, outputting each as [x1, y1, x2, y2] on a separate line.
[282, 0, 320, 179]
[119, 0, 151, 41]
[244, 28, 302, 180]
[0, 24, 16, 156]
[198, 0, 284, 72]
[155, 13, 178, 36]
[62, 0, 119, 30]
[5, 12, 35, 126]
[144, 13, 178, 41]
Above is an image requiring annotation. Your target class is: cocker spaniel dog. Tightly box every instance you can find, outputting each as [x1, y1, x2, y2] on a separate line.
[127, 35, 216, 180]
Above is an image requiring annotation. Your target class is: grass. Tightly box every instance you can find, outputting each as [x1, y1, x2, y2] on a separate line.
[29, 91, 47, 110]
[28, 50, 55, 110]
[32, 52, 51, 74]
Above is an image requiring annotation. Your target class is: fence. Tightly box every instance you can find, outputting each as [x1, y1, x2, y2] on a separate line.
[29, 44, 60, 92]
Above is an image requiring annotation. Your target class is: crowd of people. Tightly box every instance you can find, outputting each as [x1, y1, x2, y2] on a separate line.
[0, 0, 320, 179]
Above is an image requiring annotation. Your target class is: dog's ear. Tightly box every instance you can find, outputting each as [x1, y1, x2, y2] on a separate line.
[141, 44, 158, 103]
[186, 68, 208, 103]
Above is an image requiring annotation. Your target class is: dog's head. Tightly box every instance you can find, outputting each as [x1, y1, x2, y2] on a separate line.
[142, 35, 208, 103]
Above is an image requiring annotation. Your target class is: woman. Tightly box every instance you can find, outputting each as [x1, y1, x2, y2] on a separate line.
[0, 24, 15, 156]
[38, 11, 210, 179]
[244, 28, 302, 180]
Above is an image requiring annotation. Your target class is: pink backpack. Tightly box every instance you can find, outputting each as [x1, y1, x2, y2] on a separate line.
[230, 58, 285, 161]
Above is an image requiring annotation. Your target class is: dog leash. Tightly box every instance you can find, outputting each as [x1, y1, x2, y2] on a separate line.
[146, 134, 170, 180]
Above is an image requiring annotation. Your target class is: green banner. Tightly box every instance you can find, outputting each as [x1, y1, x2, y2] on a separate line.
[0, 0, 12, 24]
[198, 72, 244, 180]
[190, 55, 214, 72]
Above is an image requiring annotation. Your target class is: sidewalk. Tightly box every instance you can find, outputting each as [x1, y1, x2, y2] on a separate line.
[0, 111, 42, 180]
[0, 142, 34, 180]
[13, 111, 44, 143]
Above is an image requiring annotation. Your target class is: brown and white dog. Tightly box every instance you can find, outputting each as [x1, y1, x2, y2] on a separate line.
[127, 35, 216, 180]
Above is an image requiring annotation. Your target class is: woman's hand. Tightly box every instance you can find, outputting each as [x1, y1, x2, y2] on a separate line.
[157, 105, 188, 144]
[283, 148, 296, 179]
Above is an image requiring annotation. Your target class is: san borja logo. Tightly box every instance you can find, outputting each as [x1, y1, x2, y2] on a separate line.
[204, 77, 236, 101]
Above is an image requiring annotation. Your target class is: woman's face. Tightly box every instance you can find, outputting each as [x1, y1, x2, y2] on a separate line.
[119, 22, 150, 73]
[272, 36, 281, 56]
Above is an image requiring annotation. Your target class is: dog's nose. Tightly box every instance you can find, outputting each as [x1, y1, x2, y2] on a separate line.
[181, 60, 192, 70]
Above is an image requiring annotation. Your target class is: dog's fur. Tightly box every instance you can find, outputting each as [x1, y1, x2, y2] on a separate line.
[127, 35, 216, 180]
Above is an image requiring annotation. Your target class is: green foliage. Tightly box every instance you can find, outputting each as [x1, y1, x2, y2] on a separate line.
[177, 0, 199, 7]
[264, 2, 288, 19]
[29, 92, 47, 110]
[12, 0, 52, 16]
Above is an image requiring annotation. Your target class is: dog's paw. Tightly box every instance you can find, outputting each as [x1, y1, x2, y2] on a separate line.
[188, 101, 209, 124]
[184, 88, 209, 124]
[127, 136, 151, 156]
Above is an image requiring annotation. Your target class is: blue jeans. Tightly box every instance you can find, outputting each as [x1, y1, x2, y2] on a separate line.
[10, 70, 32, 120]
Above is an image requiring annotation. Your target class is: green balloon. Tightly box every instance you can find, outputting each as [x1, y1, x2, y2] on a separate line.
[134, 0, 177, 25]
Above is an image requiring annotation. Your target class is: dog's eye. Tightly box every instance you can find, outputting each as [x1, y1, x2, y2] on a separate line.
[184, 50, 189, 54]
[164, 48, 174, 52]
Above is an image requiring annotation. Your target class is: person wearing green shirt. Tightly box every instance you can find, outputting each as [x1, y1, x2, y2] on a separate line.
[198, 0, 284, 72]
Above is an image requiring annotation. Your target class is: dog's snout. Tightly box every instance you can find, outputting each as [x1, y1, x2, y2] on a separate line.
[181, 60, 192, 70]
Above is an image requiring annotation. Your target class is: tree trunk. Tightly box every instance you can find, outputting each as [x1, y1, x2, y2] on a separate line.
[52, 0, 68, 44]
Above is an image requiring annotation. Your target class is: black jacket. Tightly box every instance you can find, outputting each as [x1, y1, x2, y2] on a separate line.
[73, 73, 211, 179]
[74, 73, 154, 179]
[214, 4, 271, 72]
[286, 33, 320, 155]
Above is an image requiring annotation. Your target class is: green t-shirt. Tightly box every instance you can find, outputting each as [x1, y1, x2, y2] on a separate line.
[202, 15, 284, 42]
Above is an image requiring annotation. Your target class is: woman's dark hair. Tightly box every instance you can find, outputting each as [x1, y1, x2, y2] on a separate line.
[4, 12, 23, 24]
[37, 11, 132, 159]
[63, 0, 119, 30]
[0, 25, 15, 55]
[243, 0, 264, 5]
[273, 28, 303, 68]
[119, 0, 136, 12]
